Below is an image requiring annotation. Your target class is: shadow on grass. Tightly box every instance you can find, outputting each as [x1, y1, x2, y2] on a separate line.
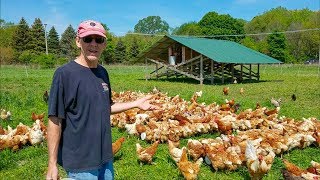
[136, 157, 158, 166]
[114, 152, 124, 162]
[137, 77, 282, 85]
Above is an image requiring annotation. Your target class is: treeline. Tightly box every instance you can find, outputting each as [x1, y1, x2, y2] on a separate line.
[0, 7, 318, 67]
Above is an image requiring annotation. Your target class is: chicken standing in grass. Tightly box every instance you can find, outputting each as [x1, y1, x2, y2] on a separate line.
[223, 87, 229, 95]
[0, 109, 11, 120]
[136, 141, 159, 164]
[112, 137, 125, 156]
[177, 148, 203, 180]
[240, 88, 244, 95]
[271, 97, 281, 107]
[168, 140, 185, 163]
[245, 140, 275, 180]
[31, 112, 45, 121]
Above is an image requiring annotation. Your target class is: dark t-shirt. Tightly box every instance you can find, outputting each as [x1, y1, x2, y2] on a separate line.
[48, 60, 113, 171]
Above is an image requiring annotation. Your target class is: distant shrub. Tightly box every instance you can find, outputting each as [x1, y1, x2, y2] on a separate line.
[18, 50, 36, 64]
[32, 53, 56, 68]
[57, 56, 69, 66]
[0, 47, 15, 64]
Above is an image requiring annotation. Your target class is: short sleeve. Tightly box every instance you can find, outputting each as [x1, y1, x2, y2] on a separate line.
[48, 69, 66, 119]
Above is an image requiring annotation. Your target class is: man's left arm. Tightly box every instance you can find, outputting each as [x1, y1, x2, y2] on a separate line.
[111, 95, 158, 114]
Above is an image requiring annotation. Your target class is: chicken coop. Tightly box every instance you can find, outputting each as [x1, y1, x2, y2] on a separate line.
[138, 35, 282, 84]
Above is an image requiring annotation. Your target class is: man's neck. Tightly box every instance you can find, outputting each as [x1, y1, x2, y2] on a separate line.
[75, 55, 98, 68]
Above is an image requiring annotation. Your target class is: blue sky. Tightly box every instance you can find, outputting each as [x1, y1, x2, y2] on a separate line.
[2, 0, 319, 36]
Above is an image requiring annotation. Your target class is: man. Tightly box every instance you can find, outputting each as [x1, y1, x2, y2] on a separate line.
[46, 20, 157, 180]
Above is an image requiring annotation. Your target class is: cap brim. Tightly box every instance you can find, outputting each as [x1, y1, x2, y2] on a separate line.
[78, 31, 106, 38]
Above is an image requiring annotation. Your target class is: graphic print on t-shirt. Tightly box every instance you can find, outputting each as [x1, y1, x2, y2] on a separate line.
[102, 82, 109, 92]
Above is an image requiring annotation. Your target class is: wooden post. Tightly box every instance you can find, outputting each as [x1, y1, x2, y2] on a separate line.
[211, 60, 214, 84]
[168, 46, 172, 60]
[182, 46, 185, 63]
[200, 55, 203, 85]
[249, 64, 252, 81]
[257, 64, 260, 81]
[145, 58, 148, 80]
[231, 63, 234, 83]
[222, 63, 225, 84]
[241, 64, 243, 80]
[156, 63, 159, 79]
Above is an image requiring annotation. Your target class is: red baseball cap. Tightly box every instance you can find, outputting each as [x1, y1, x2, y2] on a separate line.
[77, 20, 106, 38]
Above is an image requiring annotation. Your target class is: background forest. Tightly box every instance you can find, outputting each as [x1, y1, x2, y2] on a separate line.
[0, 7, 319, 68]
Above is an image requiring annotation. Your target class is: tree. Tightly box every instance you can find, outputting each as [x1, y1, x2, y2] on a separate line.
[60, 25, 78, 59]
[267, 32, 290, 62]
[47, 26, 60, 55]
[172, 21, 202, 36]
[29, 18, 46, 55]
[101, 33, 116, 64]
[240, 36, 258, 51]
[114, 38, 127, 63]
[12, 17, 30, 53]
[0, 19, 15, 47]
[0, 19, 16, 64]
[134, 16, 169, 34]
[130, 38, 140, 59]
[199, 12, 245, 42]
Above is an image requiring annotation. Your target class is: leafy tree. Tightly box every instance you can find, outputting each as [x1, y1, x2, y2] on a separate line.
[130, 38, 140, 59]
[114, 38, 127, 63]
[198, 12, 245, 42]
[240, 37, 258, 51]
[0, 19, 16, 64]
[267, 32, 290, 62]
[172, 21, 202, 36]
[47, 26, 60, 55]
[60, 25, 78, 59]
[134, 16, 169, 34]
[245, 7, 318, 63]
[0, 19, 15, 47]
[12, 17, 30, 54]
[29, 18, 46, 55]
[101, 33, 116, 64]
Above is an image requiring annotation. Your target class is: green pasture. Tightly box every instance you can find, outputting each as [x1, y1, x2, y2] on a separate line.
[0, 64, 319, 180]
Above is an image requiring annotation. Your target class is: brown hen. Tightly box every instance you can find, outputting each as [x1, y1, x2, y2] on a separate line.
[112, 137, 125, 156]
[177, 148, 203, 180]
[136, 141, 159, 164]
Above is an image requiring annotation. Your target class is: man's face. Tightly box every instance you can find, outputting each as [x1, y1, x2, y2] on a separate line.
[76, 35, 106, 62]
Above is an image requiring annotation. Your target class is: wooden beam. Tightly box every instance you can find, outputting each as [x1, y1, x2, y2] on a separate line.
[241, 64, 243, 80]
[147, 58, 201, 81]
[257, 64, 260, 81]
[231, 64, 234, 82]
[211, 60, 214, 84]
[249, 64, 252, 80]
[182, 46, 185, 63]
[200, 55, 203, 85]
[176, 55, 202, 67]
[222, 63, 225, 84]
[145, 58, 148, 80]
[156, 63, 159, 79]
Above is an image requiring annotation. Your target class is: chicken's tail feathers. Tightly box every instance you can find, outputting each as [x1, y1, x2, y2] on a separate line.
[245, 140, 257, 161]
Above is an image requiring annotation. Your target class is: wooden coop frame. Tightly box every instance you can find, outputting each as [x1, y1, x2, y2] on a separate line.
[138, 35, 281, 85]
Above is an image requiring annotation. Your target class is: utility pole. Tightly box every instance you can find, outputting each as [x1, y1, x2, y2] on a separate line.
[44, 23, 48, 55]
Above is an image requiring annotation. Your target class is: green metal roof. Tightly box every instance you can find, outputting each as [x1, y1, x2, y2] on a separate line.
[139, 35, 282, 64]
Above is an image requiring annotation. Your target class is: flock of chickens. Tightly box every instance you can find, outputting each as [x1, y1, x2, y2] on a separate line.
[110, 88, 320, 180]
[0, 112, 47, 151]
[1, 87, 319, 179]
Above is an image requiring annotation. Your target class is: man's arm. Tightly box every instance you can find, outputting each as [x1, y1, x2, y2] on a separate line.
[46, 116, 62, 180]
[111, 95, 158, 114]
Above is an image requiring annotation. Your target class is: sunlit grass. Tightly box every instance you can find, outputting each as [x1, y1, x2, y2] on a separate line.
[0, 64, 319, 179]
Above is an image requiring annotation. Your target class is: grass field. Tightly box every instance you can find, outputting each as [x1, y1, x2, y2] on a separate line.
[0, 64, 319, 180]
